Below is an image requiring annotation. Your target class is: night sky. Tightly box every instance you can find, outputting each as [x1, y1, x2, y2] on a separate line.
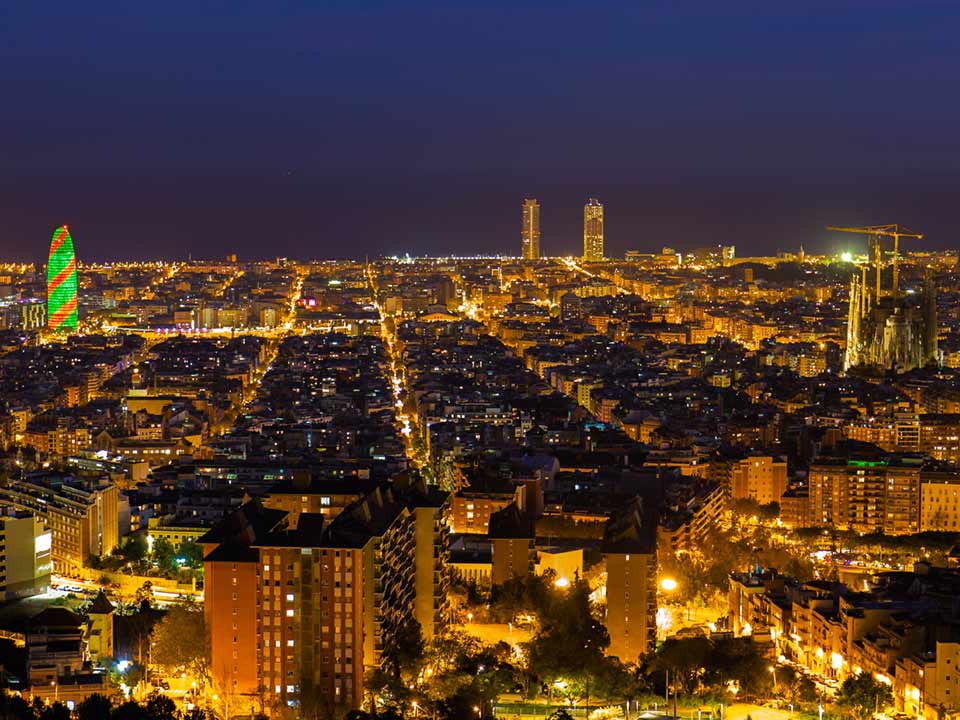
[3, 0, 960, 261]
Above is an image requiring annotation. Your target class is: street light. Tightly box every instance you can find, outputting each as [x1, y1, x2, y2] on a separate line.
[660, 577, 678, 592]
[769, 665, 778, 692]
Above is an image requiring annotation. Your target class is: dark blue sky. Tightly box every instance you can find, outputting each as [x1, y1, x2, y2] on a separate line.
[2, 0, 960, 260]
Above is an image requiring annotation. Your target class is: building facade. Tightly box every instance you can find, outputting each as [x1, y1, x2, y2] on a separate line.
[0, 505, 52, 600]
[203, 481, 449, 716]
[603, 498, 657, 662]
[583, 198, 604, 262]
[521, 198, 540, 260]
[807, 458, 921, 534]
[730, 456, 788, 506]
[0, 480, 118, 574]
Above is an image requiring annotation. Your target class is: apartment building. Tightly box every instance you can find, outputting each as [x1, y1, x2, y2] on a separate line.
[202, 480, 449, 715]
[807, 457, 921, 534]
[488, 502, 535, 585]
[658, 481, 724, 553]
[603, 498, 658, 662]
[920, 473, 960, 531]
[0, 504, 52, 600]
[23, 422, 90, 457]
[448, 480, 515, 535]
[261, 475, 379, 526]
[0, 479, 119, 574]
[730, 455, 788, 505]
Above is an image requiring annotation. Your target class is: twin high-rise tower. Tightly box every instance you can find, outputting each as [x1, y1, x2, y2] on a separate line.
[583, 198, 604, 261]
[521, 199, 540, 259]
[519, 197, 605, 260]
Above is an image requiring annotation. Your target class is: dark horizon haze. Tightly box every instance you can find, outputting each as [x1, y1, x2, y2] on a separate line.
[2, 1, 960, 261]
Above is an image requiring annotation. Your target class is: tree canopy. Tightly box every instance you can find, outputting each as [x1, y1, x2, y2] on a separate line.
[1, 692, 215, 720]
[837, 673, 893, 720]
[151, 601, 207, 678]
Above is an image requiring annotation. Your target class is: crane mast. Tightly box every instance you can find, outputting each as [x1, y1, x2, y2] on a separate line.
[826, 224, 923, 298]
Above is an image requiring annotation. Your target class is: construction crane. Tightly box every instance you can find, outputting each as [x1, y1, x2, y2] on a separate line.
[827, 224, 923, 298]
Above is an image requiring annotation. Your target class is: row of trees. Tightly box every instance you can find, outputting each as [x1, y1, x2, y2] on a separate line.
[0, 693, 213, 720]
[649, 635, 897, 720]
[367, 577, 644, 718]
[658, 513, 815, 607]
[91, 534, 204, 578]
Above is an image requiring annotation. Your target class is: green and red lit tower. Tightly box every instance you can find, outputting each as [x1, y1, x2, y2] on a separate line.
[47, 225, 78, 332]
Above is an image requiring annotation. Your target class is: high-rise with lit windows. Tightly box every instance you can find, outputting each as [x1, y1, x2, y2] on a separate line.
[202, 482, 448, 715]
[602, 497, 657, 662]
[521, 199, 540, 259]
[46, 225, 78, 332]
[583, 198, 604, 261]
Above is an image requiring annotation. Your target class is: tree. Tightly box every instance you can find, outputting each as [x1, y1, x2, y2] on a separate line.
[182, 710, 214, 720]
[38, 703, 70, 720]
[0, 691, 36, 720]
[151, 601, 207, 678]
[144, 694, 177, 720]
[525, 578, 613, 694]
[488, 573, 552, 624]
[299, 673, 334, 720]
[177, 539, 204, 569]
[76, 694, 113, 720]
[650, 636, 770, 697]
[152, 537, 177, 575]
[120, 534, 148, 564]
[111, 700, 149, 720]
[345, 712, 376, 720]
[134, 581, 154, 609]
[652, 637, 712, 694]
[837, 673, 893, 720]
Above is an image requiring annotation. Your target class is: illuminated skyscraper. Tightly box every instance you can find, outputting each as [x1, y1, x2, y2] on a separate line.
[521, 198, 540, 259]
[46, 225, 78, 332]
[583, 198, 604, 261]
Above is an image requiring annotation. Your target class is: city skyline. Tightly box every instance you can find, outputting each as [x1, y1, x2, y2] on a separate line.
[7, 3, 960, 720]
[0, 231, 958, 719]
[5, 178, 960, 263]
